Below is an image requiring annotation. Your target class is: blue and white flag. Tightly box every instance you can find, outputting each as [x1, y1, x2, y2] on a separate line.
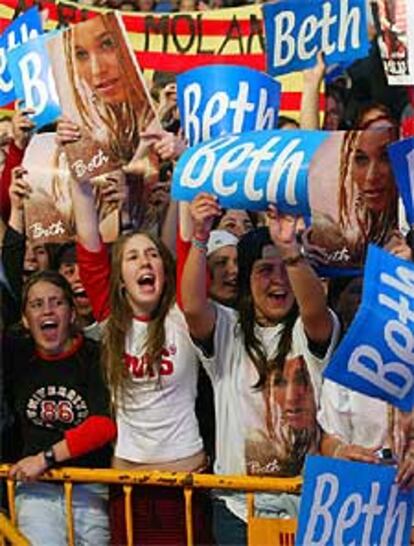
[0, 7, 43, 107]
[177, 64, 281, 146]
[297, 455, 414, 546]
[324, 244, 414, 411]
[388, 137, 414, 225]
[263, 0, 370, 77]
[7, 32, 61, 129]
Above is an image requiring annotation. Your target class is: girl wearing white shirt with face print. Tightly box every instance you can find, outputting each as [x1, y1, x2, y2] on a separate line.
[181, 193, 340, 545]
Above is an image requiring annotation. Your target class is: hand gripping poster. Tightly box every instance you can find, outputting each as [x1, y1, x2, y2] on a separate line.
[172, 125, 400, 274]
[46, 11, 160, 182]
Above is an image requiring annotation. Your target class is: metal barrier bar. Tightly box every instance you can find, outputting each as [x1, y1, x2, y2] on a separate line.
[123, 484, 133, 546]
[0, 464, 302, 546]
[246, 492, 255, 519]
[183, 487, 194, 546]
[6, 481, 16, 527]
[64, 482, 75, 546]
[0, 513, 30, 546]
[0, 465, 302, 494]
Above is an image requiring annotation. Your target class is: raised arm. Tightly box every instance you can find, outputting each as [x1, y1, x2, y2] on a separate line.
[300, 52, 325, 130]
[181, 193, 220, 342]
[57, 117, 101, 252]
[267, 205, 333, 344]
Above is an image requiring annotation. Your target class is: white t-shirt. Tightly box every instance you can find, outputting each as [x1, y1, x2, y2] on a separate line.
[115, 304, 203, 463]
[318, 380, 389, 448]
[197, 304, 340, 521]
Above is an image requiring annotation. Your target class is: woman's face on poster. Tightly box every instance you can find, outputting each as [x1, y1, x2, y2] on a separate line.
[351, 125, 397, 213]
[271, 356, 316, 430]
[73, 17, 127, 105]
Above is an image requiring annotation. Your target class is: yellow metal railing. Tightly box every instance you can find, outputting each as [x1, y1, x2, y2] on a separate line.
[0, 464, 302, 546]
[0, 512, 30, 546]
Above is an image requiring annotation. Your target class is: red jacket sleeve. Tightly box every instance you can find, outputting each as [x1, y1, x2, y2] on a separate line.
[176, 231, 191, 310]
[401, 116, 414, 138]
[76, 240, 111, 322]
[176, 229, 211, 310]
[0, 142, 24, 222]
[65, 415, 117, 459]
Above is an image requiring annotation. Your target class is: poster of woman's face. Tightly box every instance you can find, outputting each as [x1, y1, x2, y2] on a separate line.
[47, 12, 159, 182]
[245, 355, 319, 477]
[306, 126, 398, 270]
[22, 133, 121, 244]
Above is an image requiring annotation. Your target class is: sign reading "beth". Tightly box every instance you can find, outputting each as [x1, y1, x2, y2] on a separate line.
[324, 244, 414, 411]
[172, 129, 328, 214]
[297, 456, 414, 546]
[263, 0, 369, 77]
[0, 7, 43, 107]
[177, 65, 281, 147]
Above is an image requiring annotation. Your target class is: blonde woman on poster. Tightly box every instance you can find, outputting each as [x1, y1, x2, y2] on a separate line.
[305, 110, 399, 269]
[48, 12, 160, 183]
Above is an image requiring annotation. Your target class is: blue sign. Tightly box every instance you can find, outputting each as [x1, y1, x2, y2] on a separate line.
[324, 245, 414, 411]
[172, 129, 328, 214]
[388, 137, 414, 225]
[7, 32, 61, 129]
[177, 64, 281, 146]
[297, 455, 414, 546]
[263, 0, 370, 77]
[0, 7, 43, 107]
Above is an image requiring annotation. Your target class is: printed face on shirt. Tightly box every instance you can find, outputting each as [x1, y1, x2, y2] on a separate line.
[121, 233, 165, 316]
[271, 356, 316, 430]
[250, 245, 295, 325]
[351, 125, 397, 213]
[73, 16, 126, 104]
[207, 245, 238, 307]
[23, 281, 75, 356]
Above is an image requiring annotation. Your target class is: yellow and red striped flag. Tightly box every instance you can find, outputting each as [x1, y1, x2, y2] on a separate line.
[0, 0, 324, 118]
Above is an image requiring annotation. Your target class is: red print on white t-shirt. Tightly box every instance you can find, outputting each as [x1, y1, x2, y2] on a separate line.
[124, 347, 175, 379]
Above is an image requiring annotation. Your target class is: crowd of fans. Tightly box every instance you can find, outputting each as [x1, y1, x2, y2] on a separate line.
[0, 1, 414, 545]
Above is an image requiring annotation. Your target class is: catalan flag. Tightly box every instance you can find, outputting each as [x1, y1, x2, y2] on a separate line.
[0, 0, 324, 118]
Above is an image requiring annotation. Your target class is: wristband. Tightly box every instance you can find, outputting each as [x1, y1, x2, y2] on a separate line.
[43, 447, 56, 469]
[191, 237, 208, 252]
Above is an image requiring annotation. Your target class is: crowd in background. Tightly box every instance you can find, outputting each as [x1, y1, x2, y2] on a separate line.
[0, 1, 414, 545]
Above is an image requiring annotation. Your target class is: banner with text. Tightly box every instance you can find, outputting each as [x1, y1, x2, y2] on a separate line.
[7, 31, 61, 128]
[0, 6, 43, 106]
[297, 455, 414, 546]
[389, 136, 414, 225]
[263, 0, 370, 77]
[172, 129, 399, 272]
[177, 64, 281, 146]
[0, 0, 322, 119]
[324, 244, 414, 411]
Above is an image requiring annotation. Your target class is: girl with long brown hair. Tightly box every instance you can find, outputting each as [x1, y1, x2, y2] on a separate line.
[70, 178, 210, 545]
[181, 192, 340, 545]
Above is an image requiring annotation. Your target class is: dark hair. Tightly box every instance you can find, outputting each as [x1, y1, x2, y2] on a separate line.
[22, 270, 75, 312]
[277, 115, 299, 129]
[211, 208, 258, 232]
[236, 227, 298, 390]
[354, 101, 398, 130]
[52, 242, 77, 270]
